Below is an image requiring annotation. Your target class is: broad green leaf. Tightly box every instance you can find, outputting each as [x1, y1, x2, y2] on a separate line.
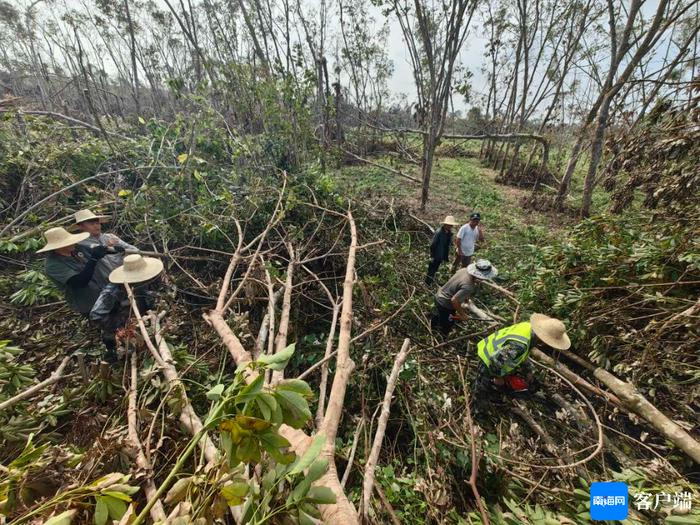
[298, 509, 316, 525]
[256, 343, 295, 371]
[307, 458, 329, 482]
[289, 478, 311, 504]
[101, 490, 132, 502]
[306, 486, 336, 505]
[236, 436, 261, 463]
[206, 384, 225, 401]
[104, 495, 127, 520]
[300, 501, 321, 519]
[44, 510, 77, 525]
[235, 415, 271, 432]
[259, 431, 294, 464]
[277, 379, 313, 397]
[220, 481, 249, 506]
[289, 434, 325, 476]
[94, 496, 108, 525]
[236, 375, 264, 404]
[275, 390, 311, 429]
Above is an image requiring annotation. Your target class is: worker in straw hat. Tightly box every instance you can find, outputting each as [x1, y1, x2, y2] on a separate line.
[88, 254, 165, 362]
[39, 226, 112, 316]
[475, 313, 571, 394]
[426, 215, 460, 285]
[38, 226, 122, 360]
[73, 209, 137, 286]
[431, 259, 498, 335]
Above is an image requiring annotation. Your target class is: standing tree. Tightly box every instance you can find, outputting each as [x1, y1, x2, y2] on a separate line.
[387, 0, 478, 209]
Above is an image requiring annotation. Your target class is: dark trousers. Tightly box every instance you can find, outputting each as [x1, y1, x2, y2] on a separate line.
[430, 302, 455, 335]
[452, 254, 472, 272]
[425, 258, 444, 285]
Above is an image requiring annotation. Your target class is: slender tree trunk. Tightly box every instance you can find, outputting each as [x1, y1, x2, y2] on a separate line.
[580, 94, 613, 217]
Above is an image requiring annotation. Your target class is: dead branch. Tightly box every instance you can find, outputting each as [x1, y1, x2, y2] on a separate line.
[457, 359, 490, 525]
[271, 243, 295, 384]
[124, 285, 219, 464]
[551, 393, 631, 466]
[341, 417, 364, 488]
[0, 355, 72, 412]
[340, 147, 420, 184]
[511, 400, 563, 460]
[127, 353, 166, 522]
[362, 339, 411, 522]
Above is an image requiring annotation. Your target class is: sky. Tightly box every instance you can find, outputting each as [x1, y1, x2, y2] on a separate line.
[375, 7, 490, 112]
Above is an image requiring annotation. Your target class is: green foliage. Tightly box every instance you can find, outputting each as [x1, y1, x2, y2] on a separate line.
[9, 269, 61, 306]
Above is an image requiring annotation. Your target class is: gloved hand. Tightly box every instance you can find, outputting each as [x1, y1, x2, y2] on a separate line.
[108, 245, 125, 253]
[89, 245, 109, 260]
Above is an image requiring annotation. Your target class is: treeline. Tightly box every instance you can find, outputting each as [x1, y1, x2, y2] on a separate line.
[0, 0, 698, 216]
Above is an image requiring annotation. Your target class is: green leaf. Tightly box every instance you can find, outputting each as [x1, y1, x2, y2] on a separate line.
[138, 116, 146, 124]
[94, 497, 108, 525]
[256, 343, 295, 371]
[236, 375, 264, 404]
[289, 434, 325, 476]
[221, 481, 250, 506]
[306, 486, 336, 505]
[259, 431, 294, 464]
[236, 436, 261, 463]
[277, 379, 313, 397]
[275, 389, 311, 429]
[298, 509, 316, 525]
[44, 510, 77, 525]
[103, 495, 127, 520]
[177, 153, 189, 164]
[101, 490, 132, 502]
[206, 384, 225, 401]
[117, 189, 132, 198]
[307, 458, 328, 482]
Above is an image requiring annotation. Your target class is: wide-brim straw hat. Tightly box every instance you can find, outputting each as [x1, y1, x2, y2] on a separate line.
[109, 254, 164, 284]
[442, 215, 459, 226]
[467, 258, 498, 280]
[74, 209, 110, 224]
[530, 313, 571, 350]
[36, 227, 90, 253]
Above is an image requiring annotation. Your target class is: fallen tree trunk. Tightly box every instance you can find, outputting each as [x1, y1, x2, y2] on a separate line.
[529, 348, 623, 408]
[593, 368, 700, 464]
[362, 338, 411, 522]
[533, 347, 700, 464]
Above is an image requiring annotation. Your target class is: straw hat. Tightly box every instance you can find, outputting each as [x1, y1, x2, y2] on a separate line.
[36, 227, 90, 253]
[467, 259, 498, 280]
[530, 313, 571, 350]
[109, 254, 164, 284]
[442, 215, 459, 226]
[74, 209, 109, 224]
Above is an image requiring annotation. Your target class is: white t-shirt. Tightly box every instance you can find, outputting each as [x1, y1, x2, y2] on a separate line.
[457, 224, 481, 256]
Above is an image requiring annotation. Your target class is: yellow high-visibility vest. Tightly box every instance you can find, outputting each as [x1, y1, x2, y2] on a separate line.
[477, 322, 532, 376]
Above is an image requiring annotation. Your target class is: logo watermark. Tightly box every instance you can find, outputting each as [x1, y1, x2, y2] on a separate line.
[590, 482, 629, 520]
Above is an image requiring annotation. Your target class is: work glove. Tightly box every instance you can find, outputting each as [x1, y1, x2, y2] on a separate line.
[89, 245, 109, 260]
[108, 245, 125, 253]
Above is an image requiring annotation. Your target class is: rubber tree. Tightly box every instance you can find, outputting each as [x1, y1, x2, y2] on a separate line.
[387, 0, 479, 210]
